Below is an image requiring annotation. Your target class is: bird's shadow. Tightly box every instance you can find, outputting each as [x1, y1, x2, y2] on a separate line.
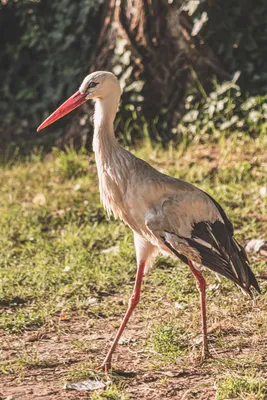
[111, 370, 137, 378]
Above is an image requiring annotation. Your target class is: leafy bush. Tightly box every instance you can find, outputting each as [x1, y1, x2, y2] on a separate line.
[184, 0, 267, 94]
[178, 73, 267, 140]
[0, 0, 103, 145]
[1, 0, 267, 149]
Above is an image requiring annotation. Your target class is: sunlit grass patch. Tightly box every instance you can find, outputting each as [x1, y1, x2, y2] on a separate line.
[149, 322, 190, 361]
[216, 372, 267, 400]
[0, 306, 50, 333]
[0, 132, 266, 395]
[0, 346, 59, 376]
[52, 146, 91, 180]
[67, 362, 107, 382]
[92, 385, 130, 400]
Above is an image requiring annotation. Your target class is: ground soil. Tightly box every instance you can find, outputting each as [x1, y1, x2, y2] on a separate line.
[1, 294, 266, 400]
[0, 316, 214, 400]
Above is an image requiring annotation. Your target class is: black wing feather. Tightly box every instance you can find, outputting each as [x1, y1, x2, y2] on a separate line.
[162, 219, 260, 297]
[204, 191, 234, 236]
[191, 220, 260, 296]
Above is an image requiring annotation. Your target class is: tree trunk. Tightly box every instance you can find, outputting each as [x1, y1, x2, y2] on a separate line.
[62, 0, 228, 146]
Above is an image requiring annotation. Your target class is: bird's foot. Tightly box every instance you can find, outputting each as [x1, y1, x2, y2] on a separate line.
[97, 359, 112, 373]
[201, 353, 210, 361]
[200, 347, 212, 362]
[193, 351, 211, 365]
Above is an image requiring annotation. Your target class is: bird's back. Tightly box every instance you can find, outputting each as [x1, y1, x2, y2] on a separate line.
[100, 147, 260, 297]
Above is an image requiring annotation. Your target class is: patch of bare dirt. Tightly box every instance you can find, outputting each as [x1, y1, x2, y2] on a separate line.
[0, 313, 213, 400]
[1, 302, 266, 400]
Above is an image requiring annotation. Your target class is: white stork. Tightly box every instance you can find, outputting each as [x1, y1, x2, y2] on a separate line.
[38, 71, 260, 372]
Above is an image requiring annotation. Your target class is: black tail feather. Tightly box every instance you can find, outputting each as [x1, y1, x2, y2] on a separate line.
[162, 221, 261, 297]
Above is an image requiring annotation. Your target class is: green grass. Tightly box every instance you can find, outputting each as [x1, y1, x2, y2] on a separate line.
[0, 345, 58, 376]
[0, 146, 135, 332]
[149, 322, 189, 361]
[216, 372, 267, 400]
[92, 385, 130, 400]
[0, 132, 266, 398]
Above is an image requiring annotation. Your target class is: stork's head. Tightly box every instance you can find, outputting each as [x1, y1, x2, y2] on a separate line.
[37, 71, 121, 132]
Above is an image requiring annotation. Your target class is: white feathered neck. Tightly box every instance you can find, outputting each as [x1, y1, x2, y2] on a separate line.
[92, 93, 128, 218]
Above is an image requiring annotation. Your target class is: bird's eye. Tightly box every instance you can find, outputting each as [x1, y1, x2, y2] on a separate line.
[87, 81, 98, 90]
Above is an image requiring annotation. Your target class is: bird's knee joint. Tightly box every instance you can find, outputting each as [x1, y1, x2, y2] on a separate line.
[129, 293, 140, 307]
[196, 278, 206, 292]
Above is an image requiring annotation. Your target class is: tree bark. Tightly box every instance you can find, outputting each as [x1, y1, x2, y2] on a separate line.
[62, 0, 228, 145]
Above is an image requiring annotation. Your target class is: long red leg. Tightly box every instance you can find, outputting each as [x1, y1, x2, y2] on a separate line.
[188, 260, 209, 358]
[99, 260, 146, 372]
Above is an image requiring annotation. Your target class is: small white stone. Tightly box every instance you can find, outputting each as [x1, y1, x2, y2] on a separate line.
[32, 193, 46, 205]
[174, 302, 184, 310]
[259, 186, 267, 196]
[64, 266, 70, 272]
[101, 245, 120, 254]
[245, 239, 265, 253]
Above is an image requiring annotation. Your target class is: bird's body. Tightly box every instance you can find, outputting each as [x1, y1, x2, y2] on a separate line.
[38, 71, 260, 371]
[92, 89, 258, 294]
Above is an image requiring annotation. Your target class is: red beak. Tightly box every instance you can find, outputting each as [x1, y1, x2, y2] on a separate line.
[37, 90, 87, 132]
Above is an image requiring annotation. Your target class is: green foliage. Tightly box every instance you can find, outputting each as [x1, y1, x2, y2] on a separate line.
[0, 308, 46, 333]
[184, 0, 267, 94]
[216, 373, 267, 400]
[92, 385, 130, 400]
[1, 0, 267, 148]
[52, 146, 89, 180]
[0, 0, 103, 144]
[177, 1, 267, 143]
[179, 74, 267, 139]
[149, 323, 189, 361]
[113, 2, 267, 145]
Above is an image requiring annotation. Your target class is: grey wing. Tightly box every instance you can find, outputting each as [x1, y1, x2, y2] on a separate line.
[145, 188, 260, 297]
